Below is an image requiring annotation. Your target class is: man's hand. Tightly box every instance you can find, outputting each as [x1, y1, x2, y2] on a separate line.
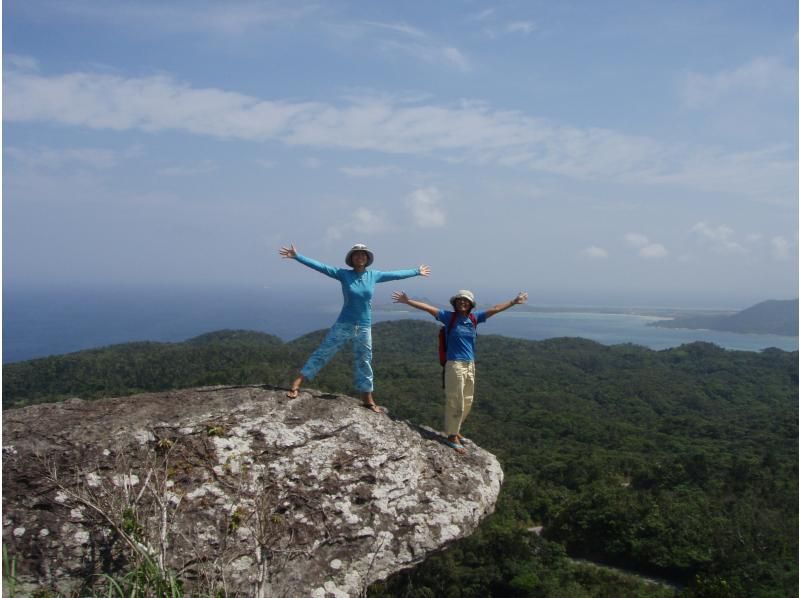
[392, 291, 410, 304]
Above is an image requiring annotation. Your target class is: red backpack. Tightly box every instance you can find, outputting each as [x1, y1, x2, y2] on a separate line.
[438, 312, 478, 366]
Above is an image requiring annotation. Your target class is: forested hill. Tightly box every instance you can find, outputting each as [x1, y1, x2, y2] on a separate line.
[3, 322, 798, 596]
[650, 298, 799, 336]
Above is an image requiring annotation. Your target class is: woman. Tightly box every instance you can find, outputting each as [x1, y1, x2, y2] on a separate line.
[280, 243, 430, 412]
[392, 289, 528, 452]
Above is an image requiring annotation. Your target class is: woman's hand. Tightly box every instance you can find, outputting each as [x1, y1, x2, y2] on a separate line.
[392, 291, 410, 304]
[279, 244, 298, 259]
[418, 265, 431, 277]
[513, 291, 529, 305]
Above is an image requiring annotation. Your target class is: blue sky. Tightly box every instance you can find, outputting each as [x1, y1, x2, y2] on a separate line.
[4, 0, 798, 308]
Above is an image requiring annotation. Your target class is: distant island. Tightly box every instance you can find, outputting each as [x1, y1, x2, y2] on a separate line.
[648, 299, 799, 337]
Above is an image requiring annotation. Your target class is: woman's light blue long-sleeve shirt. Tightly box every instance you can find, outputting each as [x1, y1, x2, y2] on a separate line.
[295, 254, 421, 325]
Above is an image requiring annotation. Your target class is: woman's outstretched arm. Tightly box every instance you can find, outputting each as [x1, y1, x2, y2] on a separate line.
[376, 264, 431, 283]
[279, 244, 340, 279]
[392, 291, 440, 318]
[484, 292, 528, 319]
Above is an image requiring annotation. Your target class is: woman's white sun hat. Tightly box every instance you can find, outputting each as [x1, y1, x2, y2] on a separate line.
[345, 243, 374, 267]
[450, 290, 476, 308]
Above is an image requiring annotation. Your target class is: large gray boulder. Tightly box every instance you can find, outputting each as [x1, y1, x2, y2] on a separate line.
[3, 386, 503, 596]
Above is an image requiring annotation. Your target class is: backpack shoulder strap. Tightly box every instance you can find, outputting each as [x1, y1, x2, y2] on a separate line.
[442, 312, 459, 350]
[448, 311, 459, 329]
[441, 312, 459, 352]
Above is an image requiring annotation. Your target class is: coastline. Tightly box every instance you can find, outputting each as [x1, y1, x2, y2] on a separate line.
[5, 292, 797, 364]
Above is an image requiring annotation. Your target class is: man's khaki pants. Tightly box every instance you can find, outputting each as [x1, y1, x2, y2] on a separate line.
[444, 360, 475, 436]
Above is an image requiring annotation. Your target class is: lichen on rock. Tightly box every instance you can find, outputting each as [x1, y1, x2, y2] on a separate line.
[3, 385, 503, 596]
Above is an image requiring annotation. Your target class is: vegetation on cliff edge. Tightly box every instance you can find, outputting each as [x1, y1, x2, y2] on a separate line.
[4, 322, 797, 597]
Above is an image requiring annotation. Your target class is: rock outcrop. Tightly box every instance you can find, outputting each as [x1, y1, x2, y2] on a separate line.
[2, 386, 504, 596]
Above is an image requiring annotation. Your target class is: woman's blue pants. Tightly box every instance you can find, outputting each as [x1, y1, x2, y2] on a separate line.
[300, 323, 374, 392]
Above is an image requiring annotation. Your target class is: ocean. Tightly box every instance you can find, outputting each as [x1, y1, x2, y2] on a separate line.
[3, 286, 797, 364]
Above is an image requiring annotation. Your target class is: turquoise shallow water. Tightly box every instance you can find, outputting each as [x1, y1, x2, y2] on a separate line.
[4, 287, 796, 363]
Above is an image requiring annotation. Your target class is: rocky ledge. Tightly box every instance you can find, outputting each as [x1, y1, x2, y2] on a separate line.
[2, 386, 503, 597]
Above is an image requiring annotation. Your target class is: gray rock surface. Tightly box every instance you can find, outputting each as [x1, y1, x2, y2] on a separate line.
[3, 386, 504, 596]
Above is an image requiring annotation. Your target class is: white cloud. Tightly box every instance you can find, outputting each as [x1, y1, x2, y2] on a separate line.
[770, 236, 791, 261]
[4, 69, 314, 139]
[407, 187, 445, 228]
[4, 66, 793, 201]
[681, 56, 795, 109]
[507, 21, 536, 35]
[690, 222, 747, 254]
[582, 246, 608, 259]
[690, 222, 734, 242]
[624, 233, 667, 258]
[359, 20, 470, 72]
[25, 1, 318, 37]
[362, 21, 426, 38]
[639, 243, 668, 259]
